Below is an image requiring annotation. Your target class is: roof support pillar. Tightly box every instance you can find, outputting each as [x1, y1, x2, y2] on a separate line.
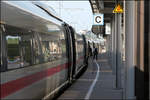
[112, 16, 116, 76]
[124, 1, 136, 99]
[115, 12, 122, 89]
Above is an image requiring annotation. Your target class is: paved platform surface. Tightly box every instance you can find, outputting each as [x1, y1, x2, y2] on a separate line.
[57, 53, 123, 99]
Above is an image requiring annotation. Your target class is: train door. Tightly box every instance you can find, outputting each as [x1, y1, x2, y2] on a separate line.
[63, 24, 74, 82]
[68, 26, 76, 79]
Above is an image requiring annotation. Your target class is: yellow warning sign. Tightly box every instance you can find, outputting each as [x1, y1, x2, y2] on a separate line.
[113, 4, 123, 13]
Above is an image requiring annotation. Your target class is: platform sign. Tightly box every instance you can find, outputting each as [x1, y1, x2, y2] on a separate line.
[113, 4, 123, 13]
[105, 23, 111, 35]
[93, 14, 104, 25]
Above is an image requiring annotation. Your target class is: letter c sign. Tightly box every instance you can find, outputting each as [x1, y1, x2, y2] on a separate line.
[93, 14, 104, 25]
[95, 16, 101, 23]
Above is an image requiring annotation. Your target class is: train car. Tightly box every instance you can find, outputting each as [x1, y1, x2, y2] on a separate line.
[0, 1, 88, 99]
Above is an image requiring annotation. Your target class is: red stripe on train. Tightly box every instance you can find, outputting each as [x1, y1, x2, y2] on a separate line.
[0, 63, 68, 98]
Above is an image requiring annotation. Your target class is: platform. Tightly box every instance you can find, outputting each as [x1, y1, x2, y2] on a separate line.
[57, 54, 123, 99]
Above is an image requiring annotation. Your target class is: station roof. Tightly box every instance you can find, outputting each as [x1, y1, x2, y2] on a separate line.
[89, 0, 116, 35]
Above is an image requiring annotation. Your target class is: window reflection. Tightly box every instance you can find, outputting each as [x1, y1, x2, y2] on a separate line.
[3, 25, 67, 71]
[40, 33, 64, 62]
[6, 26, 32, 69]
[7, 36, 20, 69]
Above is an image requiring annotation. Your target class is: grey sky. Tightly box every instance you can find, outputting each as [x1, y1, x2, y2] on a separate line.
[42, 1, 93, 33]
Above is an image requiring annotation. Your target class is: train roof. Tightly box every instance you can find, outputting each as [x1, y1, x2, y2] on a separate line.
[1, 1, 64, 33]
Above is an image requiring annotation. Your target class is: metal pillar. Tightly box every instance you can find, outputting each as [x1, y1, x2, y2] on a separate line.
[124, 1, 136, 99]
[112, 16, 116, 75]
[116, 13, 122, 89]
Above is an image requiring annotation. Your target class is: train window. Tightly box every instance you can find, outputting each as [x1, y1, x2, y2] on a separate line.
[76, 37, 84, 58]
[40, 32, 63, 62]
[5, 25, 33, 70]
[60, 31, 67, 58]
[6, 35, 20, 69]
[32, 33, 44, 64]
[19, 32, 33, 66]
[2, 25, 67, 70]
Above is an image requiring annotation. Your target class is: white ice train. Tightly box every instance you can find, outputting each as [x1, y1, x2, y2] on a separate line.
[0, 1, 89, 99]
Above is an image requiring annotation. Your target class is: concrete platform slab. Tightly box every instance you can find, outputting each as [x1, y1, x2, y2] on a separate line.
[57, 55, 123, 100]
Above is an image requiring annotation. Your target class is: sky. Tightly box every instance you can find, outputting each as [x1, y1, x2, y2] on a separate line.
[41, 1, 93, 33]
